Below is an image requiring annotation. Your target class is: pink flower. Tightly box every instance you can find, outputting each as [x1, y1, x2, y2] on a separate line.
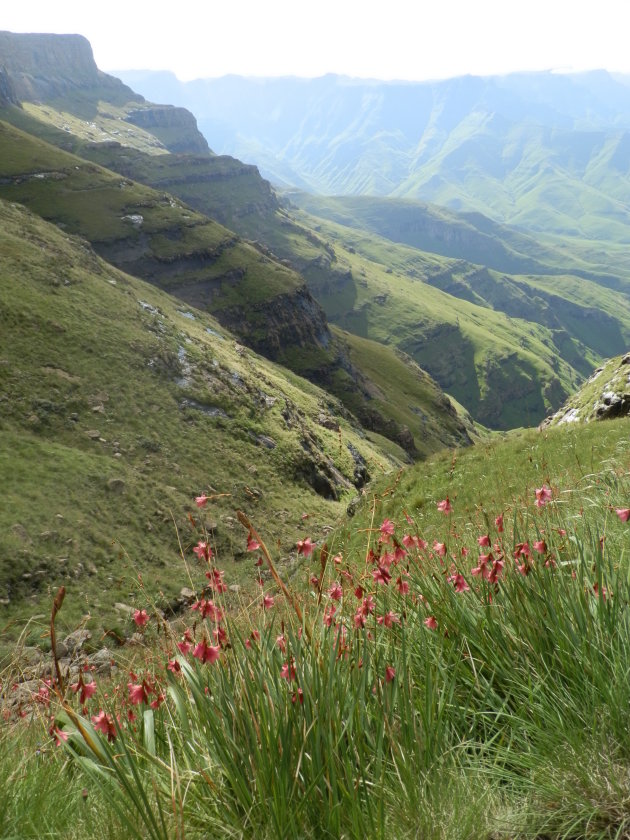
[322, 605, 336, 627]
[402, 534, 416, 549]
[247, 535, 260, 552]
[177, 640, 192, 656]
[192, 599, 223, 623]
[533, 540, 547, 554]
[192, 640, 221, 664]
[328, 582, 343, 601]
[360, 595, 376, 615]
[385, 666, 396, 683]
[53, 727, 68, 746]
[424, 616, 438, 630]
[380, 518, 395, 537]
[167, 659, 181, 674]
[205, 568, 227, 593]
[262, 594, 275, 609]
[193, 540, 213, 561]
[280, 661, 296, 681]
[437, 497, 452, 514]
[128, 682, 149, 706]
[133, 609, 149, 628]
[372, 565, 391, 585]
[535, 485, 552, 507]
[615, 508, 630, 523]
[70, 675, 97, 706]
[477, 535, 491, 547]
[92, 710, 116, 741]
[353, 611, 367, 628]
[276, 633, 287, 652]
[448, 573, 470, 593]
[495, 514, 504, 533]
[296, 537, 315, 557]
[377, 611, 400, 628]
[396, 575, 410, 595]
[433, 541, 447, 557]
[195, 494, 208, 508]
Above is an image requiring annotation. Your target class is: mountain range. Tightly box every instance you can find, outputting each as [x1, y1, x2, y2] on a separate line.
[119, 69, 630, 242]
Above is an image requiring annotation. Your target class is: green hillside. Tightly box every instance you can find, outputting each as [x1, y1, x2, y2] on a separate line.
[0, 197, 405, 653]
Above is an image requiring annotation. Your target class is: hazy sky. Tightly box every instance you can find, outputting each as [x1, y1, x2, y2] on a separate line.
[3, 1, 630, 81]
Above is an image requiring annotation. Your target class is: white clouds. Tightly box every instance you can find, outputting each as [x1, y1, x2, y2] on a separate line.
[3, 0, 630, 80]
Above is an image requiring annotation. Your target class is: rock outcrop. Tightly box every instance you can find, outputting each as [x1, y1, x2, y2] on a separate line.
[541, 352, 630, 428]
[0, 30, 139, 104]
[124, 105, 210, 155]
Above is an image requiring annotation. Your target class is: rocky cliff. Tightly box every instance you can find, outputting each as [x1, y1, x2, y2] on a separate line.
[0, 31, 209, 154]
[541, 352, 630, 427]
[0, 31, 138, 103]
[124, 106, 209, 154]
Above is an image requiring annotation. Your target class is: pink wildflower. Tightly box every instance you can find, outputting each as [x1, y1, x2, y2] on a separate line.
[495, 514, 504, 533]
[437, 497, 452, 514]
[53, 727, 68, 746]
[380, 518, 395, 537]
[615, 508, 630, 523]
[477, 535, 491, 547]
[297, 537, 315, 557]
[280, 661, 296, 681]
[424, 616, 438, 630]
[195, 494, 209, 508]
[128, 682, 149, 706]
[535, 485, 552, 507]
[449, 573, 470, 593]
[247, 534, 260, 552]
[353, 611, 367, 629]
[322, 605, 336, 627]
[262, 594, 275, 609]
[372, 565, 392, 585]
[133, 609, 149, 628]
[377, 611, 400, 628]
[328, 582, 343, 601]
[433, 541, 447, 557]
[193, 540, 213, 561]
[167, 659, 181, 674]
[192, 640, 221, 664]
[177, 639, 192, 656]
[385, 666, 396, 683]
[396, 575, 410, 595]
[360, 595, 376, 615]
[92, 710, 116, 741]
[533, 540, 547, 554]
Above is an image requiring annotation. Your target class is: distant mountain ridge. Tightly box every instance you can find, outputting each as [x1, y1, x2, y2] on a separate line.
[117, 70, 630, 241]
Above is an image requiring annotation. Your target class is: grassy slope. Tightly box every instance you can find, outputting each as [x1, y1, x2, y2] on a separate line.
[69, 135, 630, 430]
[0, 199, 401, 653]
[290, 210, 608, 428]
[0, 108, 476, 456]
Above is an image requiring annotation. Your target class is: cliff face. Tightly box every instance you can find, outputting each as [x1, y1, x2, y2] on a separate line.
[124, 106, 210, 154]
[0, 31, 139, 104]
[0, 32, 210, 154]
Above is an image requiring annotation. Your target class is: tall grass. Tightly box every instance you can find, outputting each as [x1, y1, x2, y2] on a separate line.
[45, 431, 630, 839]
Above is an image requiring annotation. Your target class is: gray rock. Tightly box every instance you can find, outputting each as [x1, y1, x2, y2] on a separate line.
[107, 478, 126, 493]
[63, 629, 91, 654]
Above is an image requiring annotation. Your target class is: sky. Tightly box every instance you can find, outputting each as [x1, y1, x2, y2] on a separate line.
[3, 1, 630, 82]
